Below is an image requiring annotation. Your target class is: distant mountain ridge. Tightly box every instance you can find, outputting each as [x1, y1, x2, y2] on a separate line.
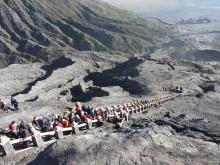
[0, 0, 170, 67]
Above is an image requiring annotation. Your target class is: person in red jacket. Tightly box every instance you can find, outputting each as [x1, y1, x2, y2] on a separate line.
[73, 102, 82, 115]
[53, 120, 63, 129]
[62, 118, 69, 128]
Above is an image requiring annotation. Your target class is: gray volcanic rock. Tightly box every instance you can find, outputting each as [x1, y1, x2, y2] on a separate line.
[0, 3, 219, 163]
[0, 52, 219, 164]
[0, 51, 219, 126]
[0, 51, 131, 128]
[0, 50, 219, 165]
[0, 0, 171, 67]
[28, 124, 219, 165]
[0, 63, 43, 97]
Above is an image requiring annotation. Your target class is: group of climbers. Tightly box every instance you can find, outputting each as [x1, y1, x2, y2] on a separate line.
[5, 102, 108, 140]
[0, 93, 180, 157]
[8, 120, 34, 139]
[0, 97, 19, 113]
[163, 83, 183, 93]
[3, 95, 178, 141]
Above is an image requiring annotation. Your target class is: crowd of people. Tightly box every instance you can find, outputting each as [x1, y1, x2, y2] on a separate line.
[1, 95, 178, 141]
[163, 83, 183, 93]
[7, 120, 34, 139]
[5, 95, 177, 139]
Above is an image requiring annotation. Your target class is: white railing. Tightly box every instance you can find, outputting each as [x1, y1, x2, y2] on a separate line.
[0, 120, 99, 156]
[0, 94, 181, 156]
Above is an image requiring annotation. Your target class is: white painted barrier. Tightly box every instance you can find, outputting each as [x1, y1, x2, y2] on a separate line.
[0, 120, 100, 156]
[0, 94, 180, 156]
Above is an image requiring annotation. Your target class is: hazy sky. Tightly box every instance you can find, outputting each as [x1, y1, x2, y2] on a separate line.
[101, 0, 220, 13]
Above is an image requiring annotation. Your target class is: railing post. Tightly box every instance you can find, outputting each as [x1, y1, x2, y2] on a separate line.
[32, 134, 44, 147]
[132, 108, 135, 114]
[1, 141, 15, 156]
[119, 118, 125, 128]
[73, 123, 80, 134]
[136, 107, 139, 113]
[55, 127, 64, 139]
[126, 113, 129, 122]
[86, 121, 93, 129]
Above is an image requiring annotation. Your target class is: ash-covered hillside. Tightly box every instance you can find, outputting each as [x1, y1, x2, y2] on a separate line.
[0, 1, 219, 165]
[0, 0, 171, 68]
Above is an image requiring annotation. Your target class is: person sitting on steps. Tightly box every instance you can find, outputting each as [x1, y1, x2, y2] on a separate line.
[9, 121, 18, 139]
[17, 126, 31, 148]
[73, 102, 82, 115]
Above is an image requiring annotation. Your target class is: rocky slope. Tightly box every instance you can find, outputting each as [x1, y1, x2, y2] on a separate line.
[153, 23, 220, 62]
[1, 93, 220, 165]
[0, 1, 219, 165]
[0, 50, 219, 164]
[28, 124, 219, 165]
[0, 49, 219, 124]
[0, 0, 171, 68]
